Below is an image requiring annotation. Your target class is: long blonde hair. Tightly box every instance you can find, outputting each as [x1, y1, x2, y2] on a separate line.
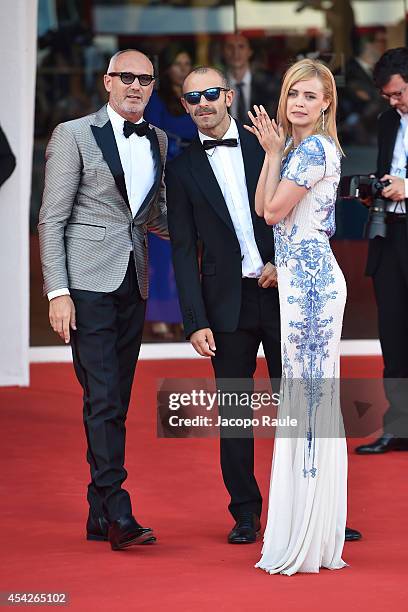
[277, 58, 343, 155]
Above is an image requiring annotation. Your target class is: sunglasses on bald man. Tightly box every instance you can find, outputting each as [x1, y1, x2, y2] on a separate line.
[183, 87, 230, 105]
[108, 72, 155, 86]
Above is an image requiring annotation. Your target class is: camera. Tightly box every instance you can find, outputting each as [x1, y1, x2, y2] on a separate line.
[339, 175, 392, 239]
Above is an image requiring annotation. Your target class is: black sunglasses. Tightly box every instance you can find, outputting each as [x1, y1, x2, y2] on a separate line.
[183, 87, 230, 105]
[108, 72, 155, 86]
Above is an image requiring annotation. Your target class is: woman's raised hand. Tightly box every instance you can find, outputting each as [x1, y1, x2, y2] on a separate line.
[243, 105, 285, 156]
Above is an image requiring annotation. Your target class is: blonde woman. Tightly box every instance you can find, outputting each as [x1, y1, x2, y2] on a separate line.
[245, 59, 348, 575]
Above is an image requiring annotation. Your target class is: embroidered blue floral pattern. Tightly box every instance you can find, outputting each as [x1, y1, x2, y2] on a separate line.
[282, 136, 326, 188]
[274, 135, 345, 478]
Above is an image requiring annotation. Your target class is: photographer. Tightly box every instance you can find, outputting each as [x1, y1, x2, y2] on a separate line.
[356, 48, 408, 454]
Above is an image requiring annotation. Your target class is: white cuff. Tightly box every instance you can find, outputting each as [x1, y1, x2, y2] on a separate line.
[48, 288, 70, 301]
[404, 178, 408, 199]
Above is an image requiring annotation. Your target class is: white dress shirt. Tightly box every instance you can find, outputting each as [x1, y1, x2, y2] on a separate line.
[48, 104, 155, 300]
[229, 70, 252, 120]
[199, 117, 264, 278]
[107, 103, 155, 218]
[387, 110, 408, 213]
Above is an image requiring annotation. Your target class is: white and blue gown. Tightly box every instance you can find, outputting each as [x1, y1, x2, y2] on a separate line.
[256, 135, 348, 575]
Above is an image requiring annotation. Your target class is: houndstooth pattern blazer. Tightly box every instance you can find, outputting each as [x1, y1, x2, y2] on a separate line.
[38, 104, 168, 299]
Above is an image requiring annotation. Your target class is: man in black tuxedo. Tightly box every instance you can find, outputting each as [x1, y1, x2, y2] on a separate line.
[0, 125, 16, 187]
[166, 65, 282, 543]
[167, 66, 361, 544]
[223, 34, 279, 124]
[357, 47, 408, 455]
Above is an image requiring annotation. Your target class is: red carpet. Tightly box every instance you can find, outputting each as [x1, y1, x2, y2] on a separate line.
[0, 357, 407, 611]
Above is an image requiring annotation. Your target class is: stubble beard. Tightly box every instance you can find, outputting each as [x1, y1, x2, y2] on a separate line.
[121, 99, 143, 115]
[111, 92, 144, 119]
[197, 115, 217, 131]
[194, 107, 220, 129]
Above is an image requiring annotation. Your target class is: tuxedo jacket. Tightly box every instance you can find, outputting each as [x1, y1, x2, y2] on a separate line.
[366, 108, 408, 276]
[0, 125, 16, 187]
[165, 123, 276, 338]
[38, 104, 168, 298]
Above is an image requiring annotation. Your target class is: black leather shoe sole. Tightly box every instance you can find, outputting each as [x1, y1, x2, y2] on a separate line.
[88, 531, 156, 545]
[228, 532, 260, 544]
[355, 435, 408, 454]
[228, 513, 261, 544]
[355, 446, 408, 454]
[345, 528, 362, 542]
[110, 529, 156, 550]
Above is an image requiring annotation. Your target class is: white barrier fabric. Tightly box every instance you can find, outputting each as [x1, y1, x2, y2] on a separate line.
[0, 0, 38, 385]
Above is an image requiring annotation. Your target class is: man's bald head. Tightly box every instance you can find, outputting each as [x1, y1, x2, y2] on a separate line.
[107, 49, 153, 75]
[104, 49, 155, 121]
[182, 66, 229, 95]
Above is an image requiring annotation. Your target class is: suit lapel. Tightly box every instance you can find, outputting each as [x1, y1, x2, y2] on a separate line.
[91, 106, 164, 218]
[134, 127, 162, 219]
[237, 122, 261, 224]
[189, 137, 235, 233]
[91, 106, 130, 209]
[237, 122, 270, 258]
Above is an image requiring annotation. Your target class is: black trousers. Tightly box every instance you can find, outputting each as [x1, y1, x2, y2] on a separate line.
[372, 222, 408, 437]
[70, 255, 145, 521]
[211, 278, 281, 520]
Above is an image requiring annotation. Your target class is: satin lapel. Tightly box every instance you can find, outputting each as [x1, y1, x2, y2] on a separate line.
[238, 123, 260, 224]
[91, 121, 130, 209]
[134, 127, 162, 219]
[189, 138, 235, 234]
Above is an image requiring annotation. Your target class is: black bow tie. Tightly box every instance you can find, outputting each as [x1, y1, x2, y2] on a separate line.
[123, 120, 150, 138]
[202, 138, 238, 151]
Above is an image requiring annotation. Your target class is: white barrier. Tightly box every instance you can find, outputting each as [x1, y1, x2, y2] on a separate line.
[0, 0, 38, 385]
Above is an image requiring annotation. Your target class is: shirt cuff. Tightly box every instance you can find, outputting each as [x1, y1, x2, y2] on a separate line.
[48, 288, 70, 301]
[404, 178, 408, 199]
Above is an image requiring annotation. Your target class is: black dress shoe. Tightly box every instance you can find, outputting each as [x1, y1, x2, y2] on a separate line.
[355, 433, 408, 454]
[345, 526, 362, 541]
[228, 513, 261, 544]
[86, 513, 109, 541]
[108, 515, 156, 551]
